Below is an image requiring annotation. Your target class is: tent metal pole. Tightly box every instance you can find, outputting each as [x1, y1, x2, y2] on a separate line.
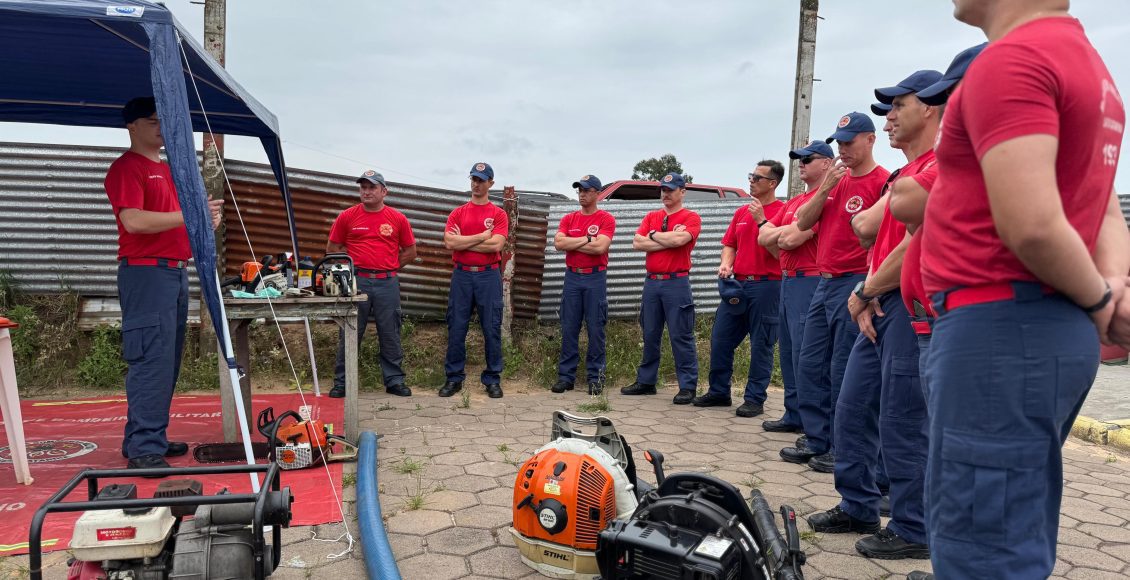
[212, 276, 261, 493]
[304, 319, 321, 397]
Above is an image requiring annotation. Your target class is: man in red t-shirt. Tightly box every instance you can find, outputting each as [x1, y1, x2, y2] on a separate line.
[807, 71, 942, 562]
[105, 97, 223, 471]
[327, 170, 417, 399]
[440, 163, 510, 399]
[779, 113, 889, 471]
[919, 3, 1128, 576]
[621, 173, 702, 404]
[553, 175, 615, 395]
[694, 160, 785, 418]
[759, 140, 834, 435]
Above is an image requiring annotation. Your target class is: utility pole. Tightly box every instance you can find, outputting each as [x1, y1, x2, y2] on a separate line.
[787, 0, 819, 198]
[198, 0, 225, 356]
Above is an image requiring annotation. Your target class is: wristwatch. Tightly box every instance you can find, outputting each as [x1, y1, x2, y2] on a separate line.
[648, 230, 657, 241]
[757, 219, 769, 227]
[586, 234, 593, 243]
[852, 280, 873, 303]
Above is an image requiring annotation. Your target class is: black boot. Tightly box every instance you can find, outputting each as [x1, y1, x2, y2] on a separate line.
[438, 381, 463, 397]
[856, 528, 930, 560]
[807, 506, 880, 534]
[620, 382, 657, 395]
[551, 380, 574, 394]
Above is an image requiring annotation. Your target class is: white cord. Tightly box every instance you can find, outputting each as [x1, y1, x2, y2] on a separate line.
[175, 31, 355, 557]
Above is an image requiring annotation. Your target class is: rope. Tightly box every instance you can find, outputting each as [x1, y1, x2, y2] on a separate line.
[175, 31, 354, 559]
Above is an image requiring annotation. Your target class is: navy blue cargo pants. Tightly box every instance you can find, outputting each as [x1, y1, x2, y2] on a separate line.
[796, 274, 864, 454]
[636, 276, 698, 392]
[336, 276, 405, 389]
[778, 273, 820, 428]
[834, 291, 927, 543]
[926, 284, 1098, 579]
[118, 261, 188, 459]
[445, 266, 504, 385]
[557, 269, 608, 384]
[706, 278, 780, 405]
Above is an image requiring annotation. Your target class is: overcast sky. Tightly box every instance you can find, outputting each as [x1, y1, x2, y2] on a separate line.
[4, 0, 1128, 195]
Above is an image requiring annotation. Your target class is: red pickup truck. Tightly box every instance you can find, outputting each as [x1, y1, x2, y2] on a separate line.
[597, 180, 750, 201]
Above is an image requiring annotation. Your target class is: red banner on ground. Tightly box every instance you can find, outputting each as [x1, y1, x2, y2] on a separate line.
[0, 394, 346, 556]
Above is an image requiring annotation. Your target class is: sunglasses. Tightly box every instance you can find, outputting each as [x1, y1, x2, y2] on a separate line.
[748, 173, 775, 183]
[661, 215, 669, 232]
[799, 155, 827, 165]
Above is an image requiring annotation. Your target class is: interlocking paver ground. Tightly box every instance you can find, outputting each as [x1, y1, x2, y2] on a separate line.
[10, 383, 1130, 579]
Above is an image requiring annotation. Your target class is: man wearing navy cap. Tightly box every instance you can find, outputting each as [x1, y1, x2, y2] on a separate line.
[807, 70, 941, 562]
[695, 161, 786, 418]
[440, 162, 510, 399]
[622, 173, 702, 404]
[779, 113, 889, 471]
[106, 97, 224, 471]
[327, 170, 417, 399]
[553, 175, 615, 395]
[759, 140, 832, 435]
[919, 1, 1127, 575]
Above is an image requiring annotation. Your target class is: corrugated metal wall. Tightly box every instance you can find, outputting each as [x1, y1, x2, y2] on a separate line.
[539, 199, 749, 321]
[0, 142, 548, 321]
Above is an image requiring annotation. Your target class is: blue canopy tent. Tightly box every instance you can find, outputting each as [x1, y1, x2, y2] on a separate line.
[0, 0, 301, 488]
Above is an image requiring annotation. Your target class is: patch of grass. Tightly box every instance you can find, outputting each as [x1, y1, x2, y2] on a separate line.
[496, 443, 510, 453]
[76, 324, 127, 388]
[576, 393, 612, 414]
[177, 337, 219, 391]
[501, 448, 524, 467]
[739, 476, 763, 490]
[414, 403, 423, 411]
[391, 456, 425, 476]
[376, 401, 394, 412]
[0, 268, 18, 311]
[1107, 455, 1119, 464]
[403, 479, 431, 511]
[458, 390, 471, 409]
[799, 530, 818, 542]
[341, 472, 357, 488]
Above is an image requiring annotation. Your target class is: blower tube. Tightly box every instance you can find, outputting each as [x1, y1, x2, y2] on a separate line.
[749, 489, 805, 580]
[357, 431, 402, 580]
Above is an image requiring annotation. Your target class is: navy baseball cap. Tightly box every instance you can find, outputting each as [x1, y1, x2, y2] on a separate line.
[825, 112, 876, 143]
[918, 43, 989, 106]
[718, 278, 744, 305]
[874, 70, 944, 104]
[572, 174, 602, 190]
[789, 140, 835, 160]
[122, 96, 156, 124]
[870, 102, 892, 116]
[356, 169, 386, 186]
[469, 162, 494, 181]
[659, 173, 686, 190]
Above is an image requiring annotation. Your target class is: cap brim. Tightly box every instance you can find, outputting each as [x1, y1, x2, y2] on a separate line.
[659, 183, 680, 190]
[870, 103, 892, 116]
[470, 171, 492, 180]
[357, 177, 384, 185]
[788, 148, 816, 159]
[917, 79, 957, 106]
[826, 130, 863, 143]
[874, 86, 912, 105]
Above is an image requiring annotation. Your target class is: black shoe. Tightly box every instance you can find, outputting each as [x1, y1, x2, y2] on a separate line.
[587, 381, 603, 395]
[672, 390, 695, 405]
[386, 384, 412, 397]
[438, 381, 463, 397]
[735, 402, 764, 417]
[856, 528, 930, 560]
[328, 385, 346, 398]
[762, 418, 803, 433]
[879, 494, 891, 517]
[128, 454, 171, 478]
[621, 382, 657, 396]
[807, 506, 881, 534]
[485, 383, 503, 399]
[693, 392, 732, 407]
[796, 435, 808, 448]
[779, 442, 819, 464]
[552, 380, 574, 394]
[907, 572, 934, 580]
[808, 452, 835, 473]
[122, 442, 188, 459]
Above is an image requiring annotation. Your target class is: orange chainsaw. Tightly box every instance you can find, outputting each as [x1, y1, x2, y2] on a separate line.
[255, 407, 358, 470]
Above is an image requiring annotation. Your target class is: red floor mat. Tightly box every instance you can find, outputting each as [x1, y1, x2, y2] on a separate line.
[0, 394, 347, 556]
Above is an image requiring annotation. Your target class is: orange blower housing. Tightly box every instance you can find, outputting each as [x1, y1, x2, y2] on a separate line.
[513, 447, 617, 553]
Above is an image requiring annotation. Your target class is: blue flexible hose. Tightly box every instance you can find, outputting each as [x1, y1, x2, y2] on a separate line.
[357, 431, 401, 580]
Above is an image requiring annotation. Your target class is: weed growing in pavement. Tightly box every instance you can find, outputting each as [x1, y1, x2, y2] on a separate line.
[459, 390, 471, 409]
[376, 401, 394, 412]
[392, 456, 425, 476]
[501, 448, 524, 467]
[739, 476, 763, 490]
[414, 403, 423, 411]
[341, 472, 357, 488]
[576, 394, 612, 414]
[77, 324, 127, 389]
[799, 530, 819, 542]
[403, 478, 430, 511]
[497, 443, 510, 453]
[1107, 455, 1119, 463]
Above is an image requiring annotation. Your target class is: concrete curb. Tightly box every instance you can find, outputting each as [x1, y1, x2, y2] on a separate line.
[1071, 415, 1130, 453]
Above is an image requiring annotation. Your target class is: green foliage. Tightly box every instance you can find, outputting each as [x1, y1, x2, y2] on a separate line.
[2, 293, 80, 387]
[76, 324, 127, 389]
[576, 393, 612, 414]
[4, 304, 40, 367]
[631, 153, 693, 183]
[0, 269, 18, 311]
[177, 351, 220, 391]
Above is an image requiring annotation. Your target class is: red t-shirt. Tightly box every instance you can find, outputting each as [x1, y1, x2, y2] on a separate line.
[446, 201, 510, 266]
[922, 17, 1124, 295]
[636, 208, 702, 273]
[328, 204, 416, 271]
[869, 151, 938, 274]
[723, 201, 784, 277]
[557, 209, 616, 268]
[901, 229, 936, 318]
[771, 189, 820, 273]
[104, 151, 191, 261]
[815, 166, 890, 274]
